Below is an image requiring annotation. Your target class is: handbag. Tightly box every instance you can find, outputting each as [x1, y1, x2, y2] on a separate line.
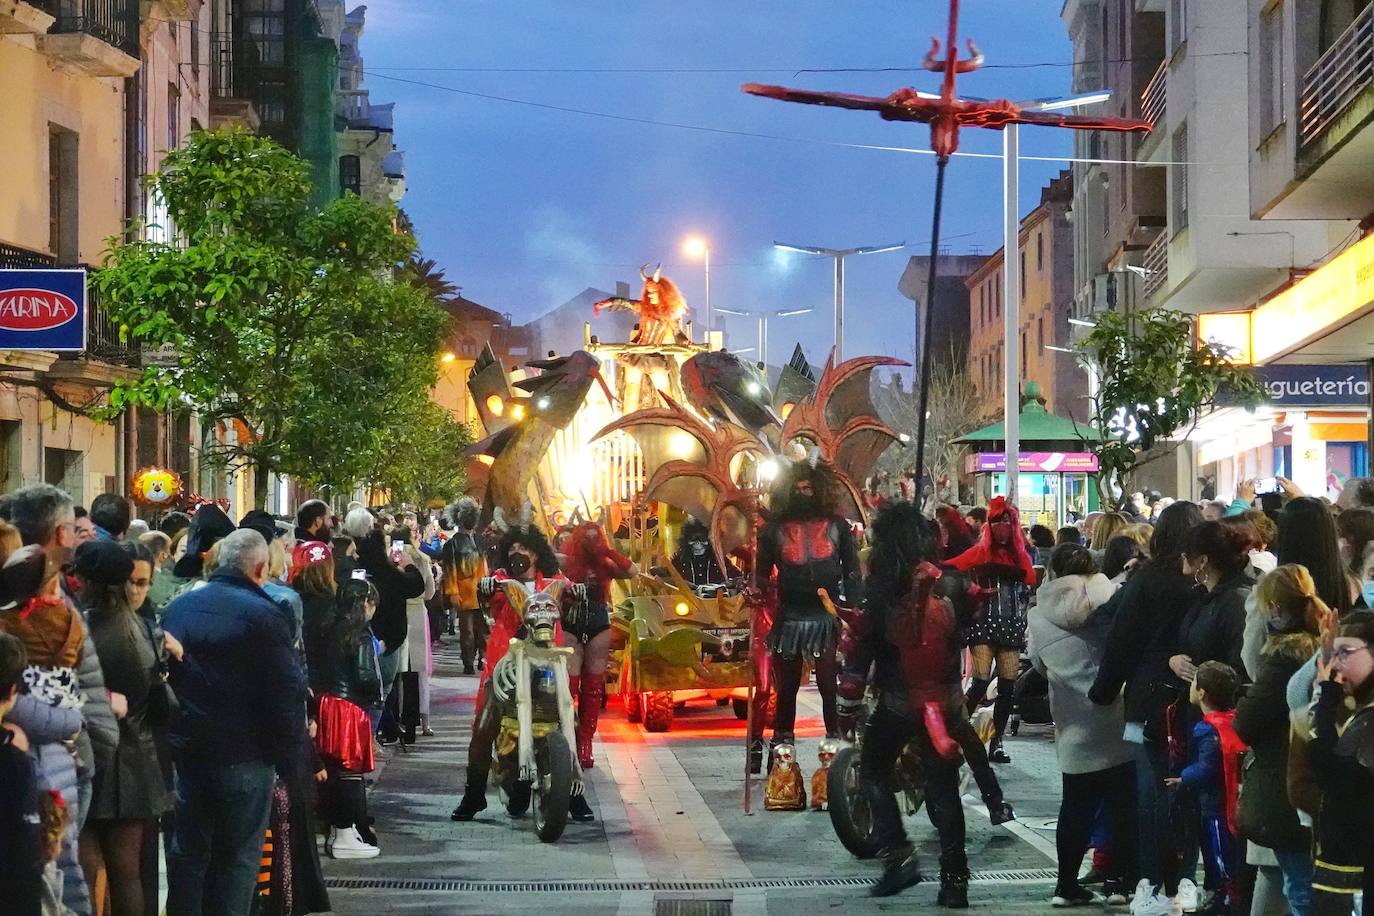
[141, 616, 180, 728]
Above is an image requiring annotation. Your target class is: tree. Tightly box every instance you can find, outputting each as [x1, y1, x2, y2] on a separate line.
[360, 399, 474, 507]
[877, 345, 985, 496]
[93, 128, 451, 508]
[405, 256, 461, 305]
[1075, 306, 1266, 500]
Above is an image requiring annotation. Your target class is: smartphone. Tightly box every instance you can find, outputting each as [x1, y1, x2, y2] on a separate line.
[1255, 477, 1281, 496]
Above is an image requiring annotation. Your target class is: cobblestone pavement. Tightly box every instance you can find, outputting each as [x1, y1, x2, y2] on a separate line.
[322, 639, 1071, 915]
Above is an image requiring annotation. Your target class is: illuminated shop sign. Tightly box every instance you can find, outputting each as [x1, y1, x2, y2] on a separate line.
[966, 452, 1100, 473]
[1217, 364, 1369, 408]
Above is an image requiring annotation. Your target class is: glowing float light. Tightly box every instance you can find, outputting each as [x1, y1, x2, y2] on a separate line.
[759, 458, 780, 482]
[780, 402, 796, 419]
[476, 454, 495, 466]
[669, 430, 696, 457]
[485, 394, 504, 416]
[441, 352, 457, 364]
[510, 403, 527, 421]
[674, 601, 691, 617]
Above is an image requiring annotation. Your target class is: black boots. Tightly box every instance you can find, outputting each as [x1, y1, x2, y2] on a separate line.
[938, 871, 970, 908]
[988, 737, 1011, 764]
[748, 739, 765, 775]
[964, 677, 991, 715]
[450, 773, 489, 821]
[871, 847, 922, 898]
[985, 795, 1015, 825]
[569, 792, 595, 822]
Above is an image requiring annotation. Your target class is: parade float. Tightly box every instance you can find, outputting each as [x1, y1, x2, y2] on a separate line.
[461, 265, 904, 735]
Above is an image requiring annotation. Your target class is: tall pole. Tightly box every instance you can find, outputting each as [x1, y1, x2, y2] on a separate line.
[834, 254, 846, 362]
[913, 159, 949, 496]
[704, 247, 712, 342]
[1003, 124, 1021, 505]
[757, 314, 766, 366]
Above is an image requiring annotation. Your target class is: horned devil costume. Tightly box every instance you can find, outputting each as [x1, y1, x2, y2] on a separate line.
[751, 460, 861, 773]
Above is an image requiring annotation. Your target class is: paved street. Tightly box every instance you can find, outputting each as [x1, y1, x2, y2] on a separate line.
[323, 639, 1070, 916]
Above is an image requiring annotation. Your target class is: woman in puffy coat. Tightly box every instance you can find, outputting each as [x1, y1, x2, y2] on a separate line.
[0, 544, 94, 916]
[1030, 544, 1137, 906]
[1234, 564, 1322, 916]
[74, 539, 171, 916]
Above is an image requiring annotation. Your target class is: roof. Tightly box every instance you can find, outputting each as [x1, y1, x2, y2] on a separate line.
[955, 393, 1102, 444]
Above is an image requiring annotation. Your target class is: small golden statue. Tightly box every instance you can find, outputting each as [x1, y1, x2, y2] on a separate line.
[764, 743, 807, 811]
[810, 739, 839, 811]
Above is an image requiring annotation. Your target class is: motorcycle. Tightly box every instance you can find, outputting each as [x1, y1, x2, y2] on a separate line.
[485, 578, 583, 843]
[826, 694, 926, 859]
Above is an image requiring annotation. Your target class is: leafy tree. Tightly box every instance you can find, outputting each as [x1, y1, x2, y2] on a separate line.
[405, 256, 461, 305]
[359, 398, 474, 507]
[93, 128, 451, 508]
[1075, 307, 1266, 500]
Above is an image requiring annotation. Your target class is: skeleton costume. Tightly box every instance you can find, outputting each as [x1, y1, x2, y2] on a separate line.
[751, 462, 861, 770]
[671, 518, 739, 588]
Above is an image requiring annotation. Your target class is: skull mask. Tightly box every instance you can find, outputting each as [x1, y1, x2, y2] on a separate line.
[496, 579, 567, 647]
[773, 743, 797, 767]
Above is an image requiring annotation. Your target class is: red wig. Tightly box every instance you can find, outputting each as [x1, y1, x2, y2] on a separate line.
[560, 522, 631, 603]
[944, 496, 1035, 583]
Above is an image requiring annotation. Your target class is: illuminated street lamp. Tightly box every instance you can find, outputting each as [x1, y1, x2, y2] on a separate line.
[683, 236, 711, 336]
[715, 306, 813, 367]
[772, 241, 904, 362]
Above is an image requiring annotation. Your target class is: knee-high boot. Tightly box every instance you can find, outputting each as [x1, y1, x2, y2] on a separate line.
[577, 674, 604, 770]
[964, 677, 991, 716]
[989, 676, 1017, 762]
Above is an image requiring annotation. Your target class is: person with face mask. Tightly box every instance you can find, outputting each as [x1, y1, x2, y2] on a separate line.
[440, 498, 488, 676]
[671, 518, 739, 588]
[751, 461, 862, 774]
[450, 518, 594, 823]
[946, 496, 1036, 764]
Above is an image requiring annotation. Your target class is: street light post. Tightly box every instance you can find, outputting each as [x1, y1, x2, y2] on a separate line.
[715, 306, 813, 367]
[772, 241, 904, 362]
[1000, 90, 1112, 505]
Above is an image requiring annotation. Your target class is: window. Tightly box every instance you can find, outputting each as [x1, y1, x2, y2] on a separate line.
[0, 421, 20, 494]
[167, 84, 180, 152]
[47, 126, 78, 263]
[190, 20, 199, 78]
[1170, 0, 1188, 51]
[1037, 232, 1044, 272]
[1117, 0, 1127, 62]
[340, 155, 361, 197]
[1037, 315, 1044, 351]
[44, 448, 82, 504]
[1020, 250, 1027, 297]
[1172, 124, 1189, 231]
[995, 274, 1002, 317]
[1260, 3, 1285, 137]
[1021, 333, 1027, 379]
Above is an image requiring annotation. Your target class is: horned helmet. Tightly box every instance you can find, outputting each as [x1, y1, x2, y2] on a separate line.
[495, 578, 567, 647]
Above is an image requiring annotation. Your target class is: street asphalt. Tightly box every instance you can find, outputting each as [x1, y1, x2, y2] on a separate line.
[321, 637, 1074, 916]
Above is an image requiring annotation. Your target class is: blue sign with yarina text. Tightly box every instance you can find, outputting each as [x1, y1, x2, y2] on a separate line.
[1216, 364, 1371, 408]
[0, 269, 87, 352]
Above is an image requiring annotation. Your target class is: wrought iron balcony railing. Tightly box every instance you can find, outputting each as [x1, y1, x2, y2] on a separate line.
[31, 0, 138, 55]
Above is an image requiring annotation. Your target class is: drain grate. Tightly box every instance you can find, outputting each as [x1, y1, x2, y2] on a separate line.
[655, 899, 731, 916]
[324, 868, 1057, 893]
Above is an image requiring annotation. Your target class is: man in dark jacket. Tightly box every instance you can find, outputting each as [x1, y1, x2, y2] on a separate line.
[294, 499, 331, 543]
[162, 529, 307, 916]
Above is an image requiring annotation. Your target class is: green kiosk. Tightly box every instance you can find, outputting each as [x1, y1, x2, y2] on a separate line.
[955, 382, 1103, 528]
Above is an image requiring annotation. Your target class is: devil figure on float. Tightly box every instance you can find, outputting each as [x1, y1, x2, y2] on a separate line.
[450, 513, 596, 824]
[838, 501, 971, 901]
[593, 264, 690, 347]
[946, 495, 1035, 763]
[750, 459, 861, 774]
[560, 523, 637, 770]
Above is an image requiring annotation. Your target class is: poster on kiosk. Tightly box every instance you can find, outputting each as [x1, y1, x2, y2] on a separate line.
[0, 269, 87, 352]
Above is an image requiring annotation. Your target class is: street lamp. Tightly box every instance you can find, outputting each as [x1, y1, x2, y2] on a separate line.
[683, 237, 711, 337]
[715, 306, 813, 367]
[772, 241, 904, 362]
[1000, 89, 1112, 503]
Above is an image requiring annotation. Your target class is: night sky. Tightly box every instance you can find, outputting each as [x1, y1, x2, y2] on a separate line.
[361, 1, 1078, 366]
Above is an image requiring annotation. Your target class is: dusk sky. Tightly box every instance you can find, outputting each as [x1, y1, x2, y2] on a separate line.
[360, 1, 1078, 366]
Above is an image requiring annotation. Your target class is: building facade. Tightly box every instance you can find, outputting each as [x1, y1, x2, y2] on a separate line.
[963, 173, 1084, 421]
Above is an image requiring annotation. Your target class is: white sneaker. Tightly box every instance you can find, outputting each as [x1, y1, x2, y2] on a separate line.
[1128, 880, 1155, 914]
[329, 826, 380, 859]
[1132, 891, 1182, 916]
[1176, 879, 1199, 913]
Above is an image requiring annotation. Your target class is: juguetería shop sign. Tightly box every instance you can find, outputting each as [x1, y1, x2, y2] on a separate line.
[0, 269, 87, 351]
[1217, 364, 1370, 408]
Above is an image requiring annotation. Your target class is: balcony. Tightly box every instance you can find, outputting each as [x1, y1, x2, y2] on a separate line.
[209, 31, 261, 131]
[32, 0, 139, 77]
[0, 0, 54, 34]
[1141, 60, 1167, 127]
[1301, 4, 1374, 147]
[1142, 231, 1169, 302]
[0, 241, 139, 370]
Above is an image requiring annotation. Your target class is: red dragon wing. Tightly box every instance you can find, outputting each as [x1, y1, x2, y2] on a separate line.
[742, 84, 943, 123]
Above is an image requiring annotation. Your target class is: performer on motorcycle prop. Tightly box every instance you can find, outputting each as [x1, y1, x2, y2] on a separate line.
[439, 497, 488, 676]
[750, 458, 861, 773]
[946, 495, 1035, 764]
[836, 501, 972, 903]
[559, 522, 636, 770]
[450, 511, 595, 823]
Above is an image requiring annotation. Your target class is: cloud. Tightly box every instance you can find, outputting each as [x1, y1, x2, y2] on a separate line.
[521, 207, 612, 315]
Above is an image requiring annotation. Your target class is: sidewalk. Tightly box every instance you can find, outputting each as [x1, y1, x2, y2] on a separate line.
[321, 637, 1067, 915]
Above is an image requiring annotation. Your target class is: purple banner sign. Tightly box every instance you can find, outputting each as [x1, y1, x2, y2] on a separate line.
[966, 451, 1100, 474]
